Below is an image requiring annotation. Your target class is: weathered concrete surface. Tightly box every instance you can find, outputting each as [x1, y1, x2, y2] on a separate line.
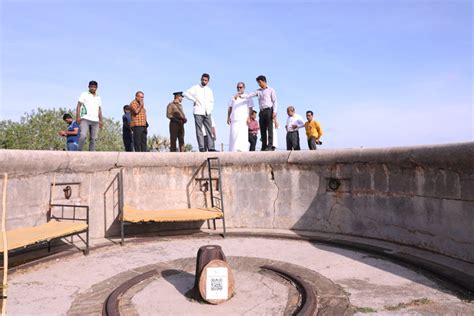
[6, 237, 473, 315]
[0, 142, 473, 265]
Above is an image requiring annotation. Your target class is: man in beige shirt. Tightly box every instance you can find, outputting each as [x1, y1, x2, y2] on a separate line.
[166, 92, 187, 152]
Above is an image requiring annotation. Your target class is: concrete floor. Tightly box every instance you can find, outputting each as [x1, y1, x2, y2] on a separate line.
[5, 236, 474, 315]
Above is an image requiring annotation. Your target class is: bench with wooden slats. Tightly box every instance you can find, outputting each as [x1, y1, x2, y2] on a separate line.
[0, 221, 88, 253]
[1, 204, 89, 256]
[116, 158, 226, 243]
[123, 205, 224, 223]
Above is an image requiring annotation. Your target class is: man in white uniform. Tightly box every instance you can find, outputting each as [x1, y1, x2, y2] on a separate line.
[76, 80, 103, 151]
[183, 73, 216, 152]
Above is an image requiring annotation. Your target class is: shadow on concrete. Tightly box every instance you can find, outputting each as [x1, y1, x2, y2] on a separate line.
[161, 269, 197, 300]
[103, 171, 121, 239]
[102, 161, 215, 240]
[186, 161, 209, 209]
[2, 239, 81, 269]
[288, 167, 474, 299]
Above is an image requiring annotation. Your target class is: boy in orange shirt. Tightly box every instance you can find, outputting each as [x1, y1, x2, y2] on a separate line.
[304, 111, 323, 150]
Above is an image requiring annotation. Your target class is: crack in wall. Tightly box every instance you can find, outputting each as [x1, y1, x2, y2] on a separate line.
[267, 151, 293, 228]
[268, 163, 279, 229]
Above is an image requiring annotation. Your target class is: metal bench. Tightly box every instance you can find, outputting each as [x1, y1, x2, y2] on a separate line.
[116, 157, 226, 244]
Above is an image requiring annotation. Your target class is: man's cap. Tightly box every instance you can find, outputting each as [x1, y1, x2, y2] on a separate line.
[173, 91, 184, 97]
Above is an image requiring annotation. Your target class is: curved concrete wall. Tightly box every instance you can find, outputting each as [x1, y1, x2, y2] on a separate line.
[0, 142, 473, 264]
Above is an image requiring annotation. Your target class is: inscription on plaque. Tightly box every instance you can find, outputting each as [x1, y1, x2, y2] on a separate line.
[206, 267, 228, 300]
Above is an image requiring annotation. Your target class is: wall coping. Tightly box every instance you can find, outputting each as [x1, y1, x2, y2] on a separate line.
[1, 142, 472, 175]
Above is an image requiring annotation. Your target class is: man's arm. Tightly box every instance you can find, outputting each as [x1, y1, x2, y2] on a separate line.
[271, 88, 278, 118]
[183, 86, 200, 105]
[166, 104, 174, 120]
[227, 107, 232, 125]
[69, 127, 79, 136]
[76, 102, 82, 123]
[316, 122, 323, 139]
[239, 91, 258, 100]
[98, 107, 103, 128]
[60, 126, 79, 137]
[130, 101, 143, 114]
[227, 97, 233, 125]
[292, 116, 305, 129]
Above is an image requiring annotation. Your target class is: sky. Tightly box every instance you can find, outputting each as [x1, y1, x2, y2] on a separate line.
[1, 0, 472, 150]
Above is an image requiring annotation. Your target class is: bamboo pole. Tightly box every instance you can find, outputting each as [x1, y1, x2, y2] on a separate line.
[1, 173, 8, 315]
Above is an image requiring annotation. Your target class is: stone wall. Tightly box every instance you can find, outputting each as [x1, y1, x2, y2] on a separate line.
[0, 142, 473, 262]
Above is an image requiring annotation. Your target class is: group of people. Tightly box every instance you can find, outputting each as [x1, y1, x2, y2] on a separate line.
[59, 74, 323, 152]
[58, 80, 103, 152]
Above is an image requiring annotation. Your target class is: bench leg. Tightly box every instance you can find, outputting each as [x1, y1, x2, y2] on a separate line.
[213, 219, 216, 230]
[84, 230, 89, 255]
[120, 221, 124, 246]
[222, 217, 226, 238]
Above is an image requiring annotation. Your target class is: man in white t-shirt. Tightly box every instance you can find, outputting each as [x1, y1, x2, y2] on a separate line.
[183, 73, 216, 152]
[76, 80, 103, 151]
[285, 106, 304, 151]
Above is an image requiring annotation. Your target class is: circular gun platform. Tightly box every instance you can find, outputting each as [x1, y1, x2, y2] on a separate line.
[5, 236, 474, 315]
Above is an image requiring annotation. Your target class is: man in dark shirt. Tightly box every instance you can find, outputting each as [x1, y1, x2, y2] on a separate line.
[122, 105, 133, 152]
[59, 113, 80, 151]
[166, 92, 187, 152]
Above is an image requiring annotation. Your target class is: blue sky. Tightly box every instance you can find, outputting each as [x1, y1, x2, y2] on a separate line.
[1, 0, 472, 150]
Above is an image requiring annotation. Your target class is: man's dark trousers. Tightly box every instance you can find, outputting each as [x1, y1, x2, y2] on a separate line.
[286, 131, 301, 150]
[249, 133, 257, 151]
[259, 108, 273, 150]
[170, 120, 185, 152]
[308, 137, 317, 150]
[123, 129, 133, 152]
[132, 126, 147, 152]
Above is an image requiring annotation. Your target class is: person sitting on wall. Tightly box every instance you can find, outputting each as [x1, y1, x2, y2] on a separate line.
[58, 113, 80, 151]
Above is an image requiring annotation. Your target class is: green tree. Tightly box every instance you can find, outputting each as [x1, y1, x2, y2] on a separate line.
[147, 134, 193, 152]
[147, 134, 170, 152]
[0, 107, 123, 151]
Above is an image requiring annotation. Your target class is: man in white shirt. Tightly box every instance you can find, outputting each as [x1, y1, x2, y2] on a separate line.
[183, 73, 216, 152]
[76, 80, 103, 151]
[285, 106, 304, 151]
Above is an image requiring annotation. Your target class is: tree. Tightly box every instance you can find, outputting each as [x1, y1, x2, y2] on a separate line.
[148, 134, 170, 152]
[147, 134, 194, 152]
[0, 107, 123, 151]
